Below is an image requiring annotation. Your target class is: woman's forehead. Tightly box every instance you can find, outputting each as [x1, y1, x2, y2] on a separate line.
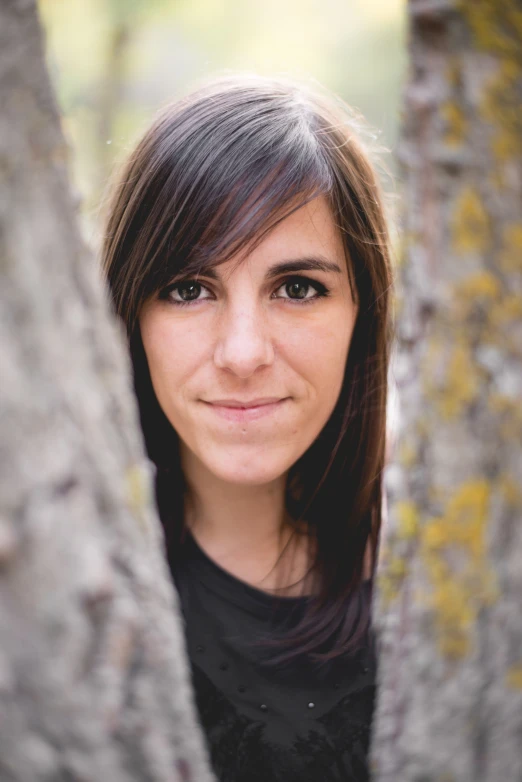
[195, 197, 347, 280]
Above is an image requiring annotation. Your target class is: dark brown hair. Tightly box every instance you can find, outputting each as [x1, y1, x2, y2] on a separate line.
[100, 73, 395, 667]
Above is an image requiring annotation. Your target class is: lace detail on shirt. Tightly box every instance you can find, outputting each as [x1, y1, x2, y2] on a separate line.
[191, 663, 375, 782]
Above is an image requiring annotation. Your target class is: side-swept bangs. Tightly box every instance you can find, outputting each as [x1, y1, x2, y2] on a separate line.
[104, 76, 351, 335]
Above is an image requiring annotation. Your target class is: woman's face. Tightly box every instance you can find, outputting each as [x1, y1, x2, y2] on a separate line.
[139, 196, 358, 487]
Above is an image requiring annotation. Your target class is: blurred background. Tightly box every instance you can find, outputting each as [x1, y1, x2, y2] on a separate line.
[39, 0, 407, 250]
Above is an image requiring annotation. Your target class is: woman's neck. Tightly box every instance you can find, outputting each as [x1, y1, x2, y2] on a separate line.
[182, 444, 288, 545]
[180, 446, 313, 594]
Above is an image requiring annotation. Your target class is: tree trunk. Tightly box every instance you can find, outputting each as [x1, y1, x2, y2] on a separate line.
[372, 1, 522, 780]
[0, 2, 214, 780]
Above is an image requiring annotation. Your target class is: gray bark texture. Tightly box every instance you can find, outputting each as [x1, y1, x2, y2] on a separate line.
[0, 2, 214, 780]
[371, 0, 522, 780]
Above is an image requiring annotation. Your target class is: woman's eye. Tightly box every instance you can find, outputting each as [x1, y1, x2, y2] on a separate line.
[274, 277, 327, 303]
[165, 280, 212, 305]
[160, 275, 328, 306]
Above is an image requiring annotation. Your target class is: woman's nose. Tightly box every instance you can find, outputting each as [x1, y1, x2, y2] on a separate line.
[213, 304, 274, 378]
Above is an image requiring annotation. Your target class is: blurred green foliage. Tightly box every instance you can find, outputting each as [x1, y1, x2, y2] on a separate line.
[39, 0, 406, 246]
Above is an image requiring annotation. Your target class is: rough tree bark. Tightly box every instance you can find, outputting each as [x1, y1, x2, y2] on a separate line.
[372, 1, 522, 780]
[0, 2, 214, 780]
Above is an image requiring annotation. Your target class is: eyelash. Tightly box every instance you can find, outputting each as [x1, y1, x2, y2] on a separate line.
[158, 275, 330, 308]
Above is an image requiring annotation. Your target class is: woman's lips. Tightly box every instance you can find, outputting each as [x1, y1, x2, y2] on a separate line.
[202, 398, 289, 422]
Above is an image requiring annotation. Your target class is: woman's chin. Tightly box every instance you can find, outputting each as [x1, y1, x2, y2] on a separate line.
[204, 455, 290, 487]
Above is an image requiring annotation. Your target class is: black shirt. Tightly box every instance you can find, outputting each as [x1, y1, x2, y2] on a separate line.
[171, 530, 377, 782]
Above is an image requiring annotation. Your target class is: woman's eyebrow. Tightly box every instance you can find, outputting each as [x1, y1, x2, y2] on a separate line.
[198, 256, 343, 280]
[265, 257, 343, 279]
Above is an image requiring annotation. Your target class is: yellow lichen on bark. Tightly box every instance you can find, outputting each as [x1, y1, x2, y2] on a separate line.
[488, 393, 522, 440]
[443, 60, 467, 146]
[463, 0, 522, 59]
[442, 101, 467, 147]
[398, 440, 417, 469]
[499, 223, 522, 272]
[463, 13, 503, 55]
[377, 551, 410, 607]
[481, 59, 522, 163]
[489, 294, 522, 331]
[461, 1, 522, 164]
[484, 293, 522, 358]
[506, 663, 522, 689]
[420, 480, 499, 659]
[447, 58, 462, 89]
[377, 502, 420, 606]
[447, 264, 521, 356]
[450, 270, 522, 356]
[452, 271, 501, 321]
[452, 187, 491, 255]
[125, 463, 151, 534]
[396, 501, 420, 540]
[454, 271, 501, 300]
[423, 337, 481, 420]
[498, 473, 522, 507]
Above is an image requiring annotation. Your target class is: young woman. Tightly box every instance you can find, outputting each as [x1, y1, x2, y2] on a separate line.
[101, 73, 394, 782]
